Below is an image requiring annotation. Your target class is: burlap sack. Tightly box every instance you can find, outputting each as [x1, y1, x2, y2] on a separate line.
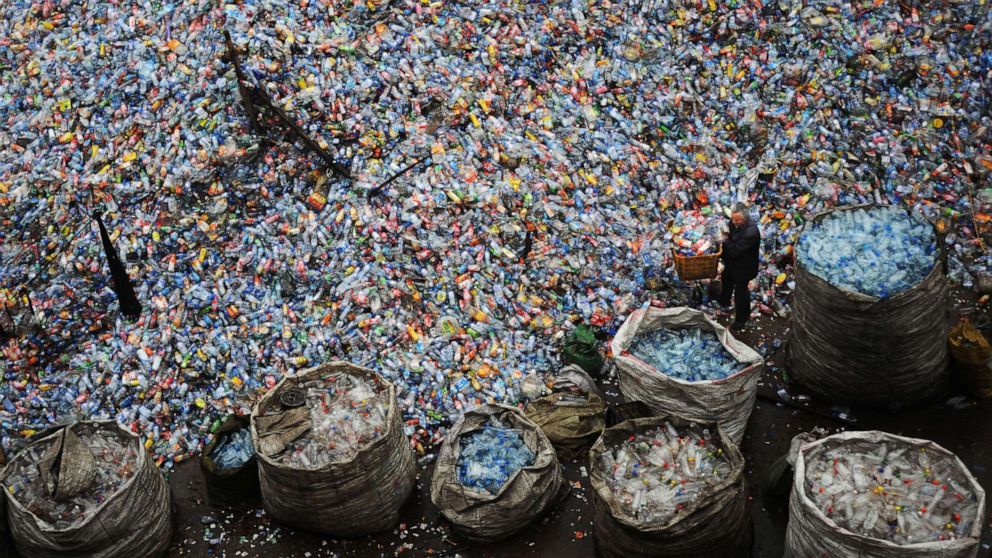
[589, 415, 751, 558]
[788, 204, 950, 409]
[525, 365, 606, 459]
[250, 361, 415, 536]
[199, 415, 259, 505]
[611, 306, 763, 443]
[785, 430, 985, 558]
[949, 320, 992, 399]
[431, 404, 565, 543]
[2, 421, 172, 558]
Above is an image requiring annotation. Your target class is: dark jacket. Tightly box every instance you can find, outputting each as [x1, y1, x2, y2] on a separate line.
[722, 219, 760, 281]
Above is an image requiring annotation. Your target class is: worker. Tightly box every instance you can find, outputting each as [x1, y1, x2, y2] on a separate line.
[719, 204, 761, 331]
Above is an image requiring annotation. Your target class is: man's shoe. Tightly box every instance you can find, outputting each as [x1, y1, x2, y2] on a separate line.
[730, 321, 747, 332]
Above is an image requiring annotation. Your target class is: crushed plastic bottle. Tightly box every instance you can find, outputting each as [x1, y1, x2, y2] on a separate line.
[797, 206, 937, 297]
[596, 422, 732, 524]
[457, 420, 535, 494]
[629, 328, 742, 381]
[804, 441, 980, 544]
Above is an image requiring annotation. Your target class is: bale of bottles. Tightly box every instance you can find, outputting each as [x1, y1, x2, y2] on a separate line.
[525, 365, 606, 459]
[785, 430, 985, 558]
[431, 404, 565, 543]
[1, 421, 172, 558]
[250, 362, 415, 536]
[788, 204, 950, 409]
[589, 414, 751, 558]
[199, 414, 258, 505]
[611, 306, 763, 444]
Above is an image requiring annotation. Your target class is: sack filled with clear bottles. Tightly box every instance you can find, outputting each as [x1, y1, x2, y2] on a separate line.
[1, 421, 172, 558]
[250, 362, 415, 536]
[786, 430, 985, 558]
[789, 204, 950, 409]
[611, 307, 763, 443]
[524, 365, 606, 459]
[199, 415, 258, 505]
[431, 404, 565, 543]
[589, 414, 751, 558]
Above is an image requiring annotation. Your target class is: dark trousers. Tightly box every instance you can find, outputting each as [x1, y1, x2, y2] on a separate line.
[718, 271, 751, 324]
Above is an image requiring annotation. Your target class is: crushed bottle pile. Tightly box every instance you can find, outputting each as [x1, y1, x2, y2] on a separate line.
[4, 428, 139, 528]
[458, 421, 535, 494]
[596, 422, 732, 524]
[804, 441, 980, 544]
[797, 206, 938, 297]
[276, 375, 386, 469]
[629, 328, 741, 382]
[1, 0, 991, 464]
[209, 427, 255, 471]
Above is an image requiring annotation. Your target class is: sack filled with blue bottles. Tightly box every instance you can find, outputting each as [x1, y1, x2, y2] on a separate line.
[611, 307, 764, 444]
[628, 327, 742, 382]
[200, 414, 259, 505]
[796, 205, 938, 298]
[430, 404, 566, 543]
[789, 204, 950, 410]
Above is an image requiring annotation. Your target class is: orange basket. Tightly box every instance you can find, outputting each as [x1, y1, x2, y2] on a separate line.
[672, 246, 722, 281]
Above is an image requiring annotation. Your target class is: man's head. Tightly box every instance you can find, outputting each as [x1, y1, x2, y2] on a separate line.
[730, 203, 749, 226]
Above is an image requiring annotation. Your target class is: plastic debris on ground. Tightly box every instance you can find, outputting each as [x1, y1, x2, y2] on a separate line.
[629, 328, 741, 381]
[804, 441, 980, 543]
[596, 421, 732, 523]
[458, 421, 535, 494]
[0, 0, 990, 465]
[4, 428, 138, 528]
[277, 374, 386, 469]
[797, 206, 937, 297]
[209, 427, 255, 470]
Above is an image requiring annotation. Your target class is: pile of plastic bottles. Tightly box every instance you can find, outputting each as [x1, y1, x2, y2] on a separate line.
[668, 211, 728, 257]
[804, 442, 980, 544]
[0, 0, 990, 464]
[629, 328, 741, 382]
[797, 206, 937, 297]
[209, 428, 255, 470]
[596, 422, 732, 523]
[457, 422, 535, 494]
[4, 429, 139, 528]
[279, 375, 387, 469]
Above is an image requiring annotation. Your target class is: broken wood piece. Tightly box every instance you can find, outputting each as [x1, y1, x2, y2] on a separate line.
[367, 153, 431, 198]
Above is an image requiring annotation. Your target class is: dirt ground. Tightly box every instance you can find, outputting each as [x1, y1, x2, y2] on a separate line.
[2, 290, 991, 558]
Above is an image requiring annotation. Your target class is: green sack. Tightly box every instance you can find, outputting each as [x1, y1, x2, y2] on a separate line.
[562, 325, 604, 377]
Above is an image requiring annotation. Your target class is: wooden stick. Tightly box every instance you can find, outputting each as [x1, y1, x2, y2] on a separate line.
[223, 31, 351, 179]
[224, 31, 263, 135]
[255, 88, 352, 179]
[366, 153, 431, 198]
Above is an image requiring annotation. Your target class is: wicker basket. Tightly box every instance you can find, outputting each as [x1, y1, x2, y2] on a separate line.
[672, 246, 722, 281]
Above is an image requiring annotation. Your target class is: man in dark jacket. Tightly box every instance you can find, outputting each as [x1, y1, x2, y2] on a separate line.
[719, 204, 761, 331]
